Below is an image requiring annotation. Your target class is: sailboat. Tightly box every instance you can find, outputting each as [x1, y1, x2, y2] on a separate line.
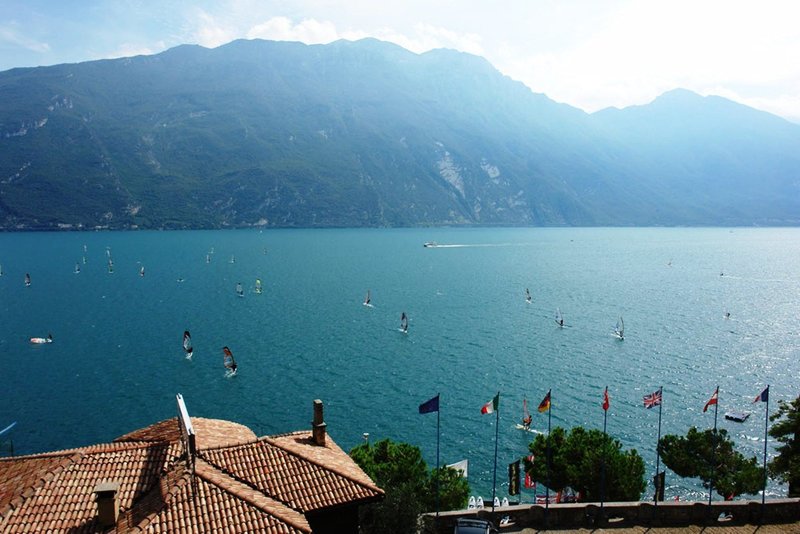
[613, 316, 624, 340]
[183, 331, 193, 359]
[555, 308, 564, 328]
[400, 312, 409, 334]
[206, 253, 211, 264]
[139, 265, 145, 277]
[525, 288, 532, 304]
[235, 282, 244, 297]
[223, 346, 237, 377]
[229, 255, 236, 264]
[24, 273, 31, 287]
[255, 279, 262, 294]
[363, 289, 373, 307]
[107, 259, 114, 273]
[0, 264, 3, 276]
[74, 263, 81, 274]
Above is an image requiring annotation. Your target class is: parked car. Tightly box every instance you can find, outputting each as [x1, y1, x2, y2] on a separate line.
[453, 518, 498, 534]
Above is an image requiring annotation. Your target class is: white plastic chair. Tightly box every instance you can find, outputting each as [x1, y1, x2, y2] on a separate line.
[468, 496, 476, 509]
[501, 497, 509, 507]
[476, 496, 484, 509]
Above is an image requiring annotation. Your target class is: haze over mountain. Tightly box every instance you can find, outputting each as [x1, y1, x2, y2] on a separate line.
[1, 38, 798, 230]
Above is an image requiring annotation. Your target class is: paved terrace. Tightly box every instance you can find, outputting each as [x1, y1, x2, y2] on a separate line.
[424, 499, 800, 533]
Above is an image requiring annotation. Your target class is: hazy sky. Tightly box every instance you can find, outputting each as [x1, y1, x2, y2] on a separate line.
[2, 0, 799, 122]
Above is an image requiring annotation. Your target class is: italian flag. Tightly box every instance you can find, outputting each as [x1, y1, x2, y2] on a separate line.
[481, 393, 500, 414]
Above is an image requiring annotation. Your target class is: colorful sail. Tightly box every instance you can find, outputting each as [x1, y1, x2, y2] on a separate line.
[183, 331, 193, 357]
[223, 346, 237, 371]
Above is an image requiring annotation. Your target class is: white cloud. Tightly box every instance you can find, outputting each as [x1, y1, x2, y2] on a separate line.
[0, 25, 50, 54]
[191, 9, 238, 48]
[247, 17, 340, 44]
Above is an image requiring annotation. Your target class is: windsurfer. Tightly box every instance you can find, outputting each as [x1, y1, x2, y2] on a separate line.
[522, 414, 532, 429]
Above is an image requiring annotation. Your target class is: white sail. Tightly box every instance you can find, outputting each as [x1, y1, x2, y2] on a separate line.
[183, 330, 193, 357]
[614, 316, 624, 339]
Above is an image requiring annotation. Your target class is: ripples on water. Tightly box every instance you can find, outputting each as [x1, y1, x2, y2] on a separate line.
[0, 227, 797, 501]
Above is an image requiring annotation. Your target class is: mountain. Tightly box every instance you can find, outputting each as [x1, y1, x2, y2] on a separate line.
[1, 38, 799, 229]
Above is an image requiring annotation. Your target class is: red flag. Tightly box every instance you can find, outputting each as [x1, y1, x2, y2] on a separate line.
[703, 387, 718, 413]
[602, 386, 610, 411]
[524, 454, 536, 489]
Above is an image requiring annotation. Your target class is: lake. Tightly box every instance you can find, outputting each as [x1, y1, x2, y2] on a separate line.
[1, 227, 798, 502]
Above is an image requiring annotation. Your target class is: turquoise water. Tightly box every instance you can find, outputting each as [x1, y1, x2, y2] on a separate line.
[1, 227, 798, 502]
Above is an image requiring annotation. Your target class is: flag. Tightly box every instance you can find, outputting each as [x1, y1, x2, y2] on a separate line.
[537, 390, 551, 413]
[643, 389, 662, 409]
[419, 394, 440, 414]
[602, 386, 610, 411]
[481, 393, 499, 414]
[524, 454, 536, 489]
[653, 471, 666, 502]
[508, 460, 520, 496]
[753, 386, 769, 403]
[446, 459, 468, 479]
[703, 387, 719, 413]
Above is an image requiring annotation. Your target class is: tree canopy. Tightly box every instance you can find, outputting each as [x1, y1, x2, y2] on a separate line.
[350, 438, 469, 534]
[659, 426, 762, 499]
[769, 395, 800, 497]
[525, 426, 646, 502]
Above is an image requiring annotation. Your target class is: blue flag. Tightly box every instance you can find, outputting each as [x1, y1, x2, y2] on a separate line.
[419, 394, 440, 414]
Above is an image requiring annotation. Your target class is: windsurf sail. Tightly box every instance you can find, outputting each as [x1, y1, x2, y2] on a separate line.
[236, 282, 244, 297]
[255, 279, 262, 294]
[74, 263, 81, 274]
[230, 255, 236, 264]
[364, 289, 371, 306]
[206, 254, 211, 264]
[522, 397, 532, 427]
[140, 265, 145, 277]
[108, 259, 114, 273]
[223, 346, 237, 371]
[183, 330, 193, 357]
[525, 288, 532, 303]
[555, 308, 564, 327]
[614, 316, 624, 339]
[400, 312, 408, 333]
[24, 273, 31, 287]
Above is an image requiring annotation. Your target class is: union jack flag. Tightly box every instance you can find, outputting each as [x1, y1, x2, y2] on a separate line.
[643, 389, 662, 409]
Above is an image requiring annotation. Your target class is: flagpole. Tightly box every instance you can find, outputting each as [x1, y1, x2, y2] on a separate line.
[654, 386, 663, 511]
[492, 391, 499, 512]
[761, 385, 769, 520]
[601, 386, 607, 517]
[545, 389, 551, 513]
[436, 392, 441, 518]
[709, 386, 719, 508]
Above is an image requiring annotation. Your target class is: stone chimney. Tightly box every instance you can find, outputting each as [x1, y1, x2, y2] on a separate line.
[312, 399, 327, 446]
[94, 481, 120, 528]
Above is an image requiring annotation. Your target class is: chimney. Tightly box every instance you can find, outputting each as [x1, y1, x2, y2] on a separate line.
[312, 399, 327, 446]
[94, 481, 120, 528]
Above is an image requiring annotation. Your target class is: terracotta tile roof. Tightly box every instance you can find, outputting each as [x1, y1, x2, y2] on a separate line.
[0, 415, 382, 533]
[115, 417, 257, 449]
[200, 431, 384, 513]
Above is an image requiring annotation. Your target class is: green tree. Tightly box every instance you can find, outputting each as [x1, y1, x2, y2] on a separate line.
[524, 426, 646, 502]
[769, 395, 800, 497]
[350, 439, 469, 534]
[659, 427, 762, 498]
